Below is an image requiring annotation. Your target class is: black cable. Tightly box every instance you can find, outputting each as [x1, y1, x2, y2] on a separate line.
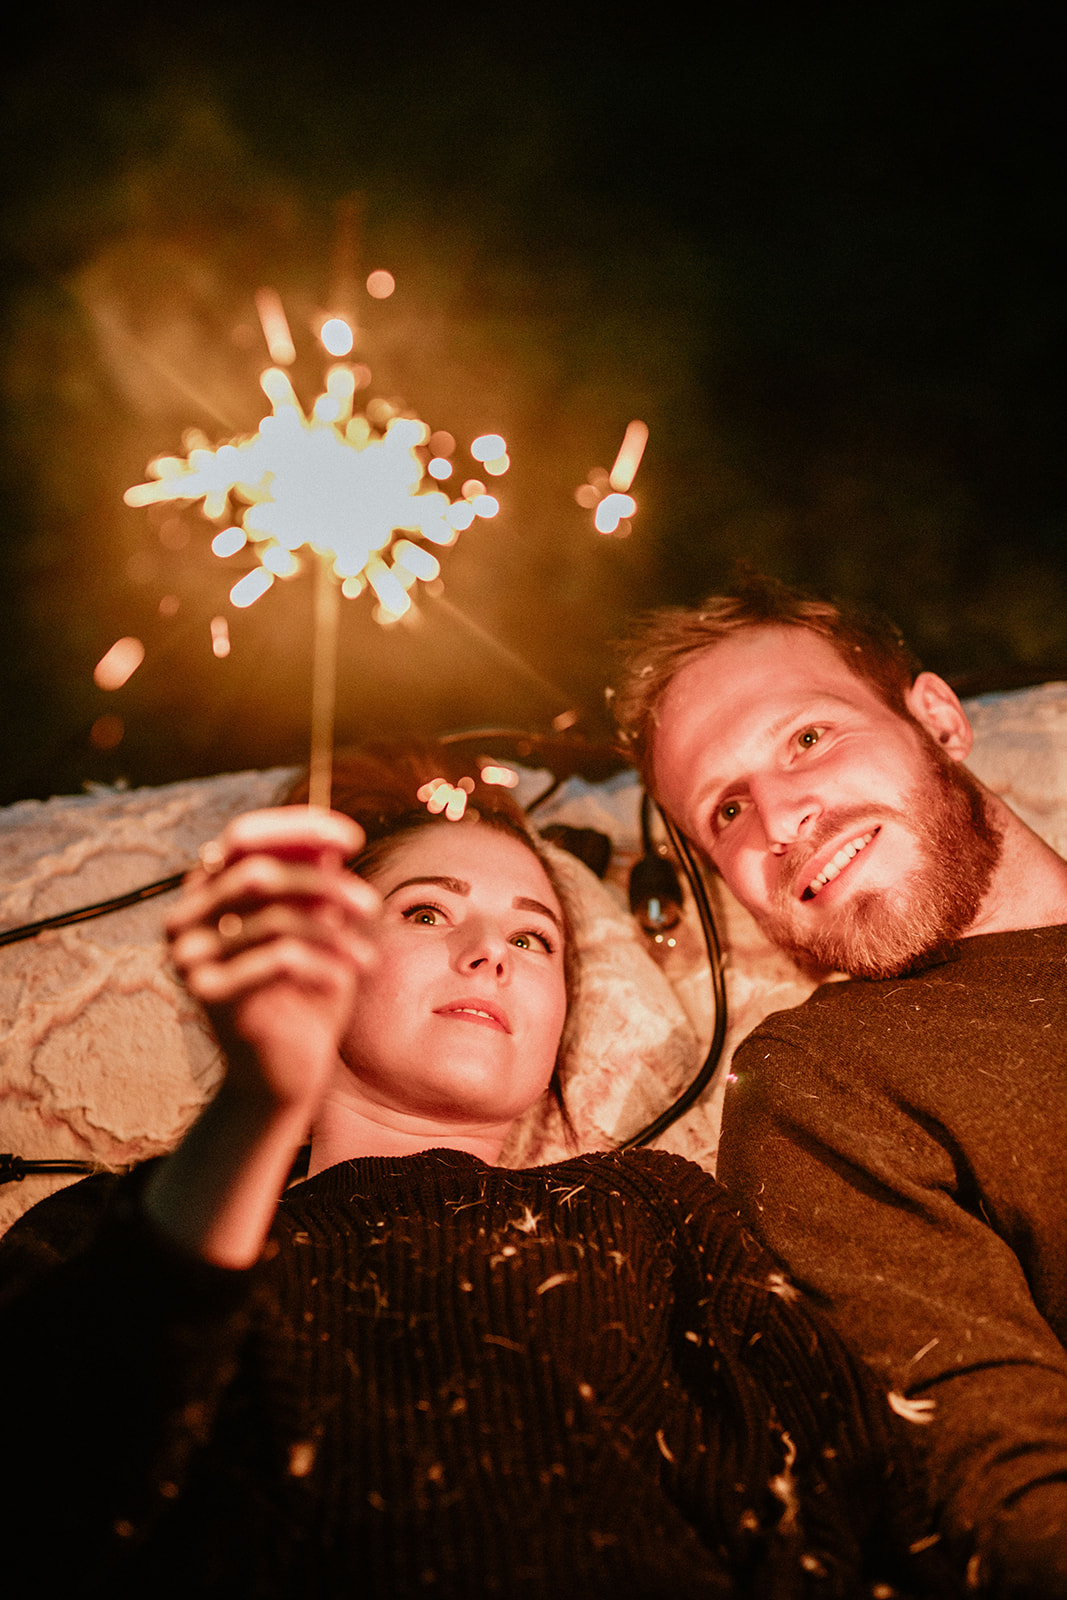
[616, 805, 728, 1150]
[0, 1154, 116, 1184]
[0, 871, 188, 948]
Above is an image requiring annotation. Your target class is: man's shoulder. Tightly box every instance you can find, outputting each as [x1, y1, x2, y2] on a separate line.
[736, 922, 1067, 1066]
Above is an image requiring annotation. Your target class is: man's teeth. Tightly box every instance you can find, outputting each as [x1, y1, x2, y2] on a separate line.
[805, 832, 875, 898]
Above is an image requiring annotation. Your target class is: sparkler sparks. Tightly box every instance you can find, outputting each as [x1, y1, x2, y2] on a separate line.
[123, 282, 511, 804]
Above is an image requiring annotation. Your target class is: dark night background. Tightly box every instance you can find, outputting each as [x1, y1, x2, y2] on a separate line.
[1, 1, 1064, 804]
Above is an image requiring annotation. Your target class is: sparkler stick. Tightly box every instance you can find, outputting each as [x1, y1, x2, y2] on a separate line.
[308, 552, 341, 807]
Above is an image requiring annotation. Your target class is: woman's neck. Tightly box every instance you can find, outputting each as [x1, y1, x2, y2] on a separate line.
[308, 1090, 510, 1175]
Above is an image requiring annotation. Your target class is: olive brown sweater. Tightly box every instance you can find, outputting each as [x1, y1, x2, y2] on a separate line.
[719, 924, 1067, 1599]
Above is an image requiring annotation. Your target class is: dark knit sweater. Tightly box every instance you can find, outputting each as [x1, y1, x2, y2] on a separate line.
[0, 1146, 949, 1599]
[718, 924, 1067, 1600]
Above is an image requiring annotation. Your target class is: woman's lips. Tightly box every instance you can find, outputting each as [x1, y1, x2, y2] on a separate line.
[434, 1000, 511, 1033]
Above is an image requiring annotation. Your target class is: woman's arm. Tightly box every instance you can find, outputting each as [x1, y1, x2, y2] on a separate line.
[144, 806, 381, 1268]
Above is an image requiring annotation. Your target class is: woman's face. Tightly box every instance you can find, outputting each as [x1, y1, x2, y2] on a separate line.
[338, 821, 568, 1129]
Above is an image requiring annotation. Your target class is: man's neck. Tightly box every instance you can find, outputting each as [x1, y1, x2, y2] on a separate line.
[965, 788, 1067, 939]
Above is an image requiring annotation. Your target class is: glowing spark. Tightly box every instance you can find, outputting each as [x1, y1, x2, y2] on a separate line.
[428, 457, 453, 480]
[254, 288, 296, 366]
[392, 540, 441, 582]
[418, 778, 469, 820]
[94, 636, 145, 690]
[609, 420, 648, 491]
[578, 424, 648, 535]
[366, 270, 396, 299]
[320, 317, 354, 357]
[594, 492, 636, 534]
[470, 433, 506, 462]
[211, 525, 247, 558]
[230, 569, 274, 608]
[480, 764, 519, 788]
[210, 616, 231, 658]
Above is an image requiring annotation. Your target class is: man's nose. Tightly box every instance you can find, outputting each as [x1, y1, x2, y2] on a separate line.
[750, 778, 821, 854]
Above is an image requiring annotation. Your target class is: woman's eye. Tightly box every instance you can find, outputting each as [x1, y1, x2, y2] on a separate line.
[796, 726, 822, 749]
[403, 904, 443, 926]
[716, 799, 743, 828]
[511, 930, 555, 954]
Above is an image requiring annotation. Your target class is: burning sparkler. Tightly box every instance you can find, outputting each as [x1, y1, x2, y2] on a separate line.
[124, 284, 509, 806]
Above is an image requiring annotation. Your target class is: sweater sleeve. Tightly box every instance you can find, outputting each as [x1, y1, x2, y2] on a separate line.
[717, 1026, 1067, 1600]
[0, 1168, 257, 1591]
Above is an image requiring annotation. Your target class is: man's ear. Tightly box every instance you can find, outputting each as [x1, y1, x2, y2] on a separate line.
[904, 672, 973, 760]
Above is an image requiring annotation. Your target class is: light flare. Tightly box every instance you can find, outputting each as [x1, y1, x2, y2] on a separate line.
[418, 778, 469, 821]
[578, 421, 648, 535]
[609, 420, 648, 490]
[480, 764, 519, 788]
[319, 317, 354, 357]
[94, 637, 145, 690]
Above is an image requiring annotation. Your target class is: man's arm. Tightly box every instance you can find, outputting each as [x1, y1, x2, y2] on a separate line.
[717, 1023, 1067, 1600]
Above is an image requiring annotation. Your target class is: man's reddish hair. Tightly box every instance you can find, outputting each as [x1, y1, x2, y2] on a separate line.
[612, 573, 922, 795]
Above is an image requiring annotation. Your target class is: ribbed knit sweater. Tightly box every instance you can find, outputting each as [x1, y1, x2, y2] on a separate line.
[0, 1146, 950, 1598]
[718, 924, 1067, 1599]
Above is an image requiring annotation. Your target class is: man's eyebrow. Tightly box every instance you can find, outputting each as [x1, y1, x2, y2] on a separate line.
[383, 875, 469, 900]
[514, 895, 562, 932]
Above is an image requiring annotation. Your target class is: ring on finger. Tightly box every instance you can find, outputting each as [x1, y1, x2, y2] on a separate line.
[217, 912, 244, 942]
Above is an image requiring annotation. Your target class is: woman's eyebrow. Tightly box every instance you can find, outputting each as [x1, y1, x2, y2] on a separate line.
[514, 896, 562, 932]
[383, 875, 469, 900]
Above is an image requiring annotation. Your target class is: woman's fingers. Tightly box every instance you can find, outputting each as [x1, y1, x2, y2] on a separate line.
[167, 854, 379, 940]
[177, 926, 370, 1009]
[170, 900, 378, 994]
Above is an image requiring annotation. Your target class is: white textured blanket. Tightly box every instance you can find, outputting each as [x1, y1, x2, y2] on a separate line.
[3, 683, 1066, 1233]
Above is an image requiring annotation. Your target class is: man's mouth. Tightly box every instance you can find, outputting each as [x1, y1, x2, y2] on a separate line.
[435, 1001, 511, 1032]
[800, 828, 879, 901]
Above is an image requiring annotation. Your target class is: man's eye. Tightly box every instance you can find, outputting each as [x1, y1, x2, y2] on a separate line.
[797, 726, 822, 749]
[716, 799, 743, 827]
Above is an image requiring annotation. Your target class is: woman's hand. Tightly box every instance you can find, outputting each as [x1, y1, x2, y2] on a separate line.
[166, 806, 381, 1121]
[147, 807, 381, 1268]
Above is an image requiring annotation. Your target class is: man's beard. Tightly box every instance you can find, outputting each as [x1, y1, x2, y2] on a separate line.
[754, 743, 1003, 980]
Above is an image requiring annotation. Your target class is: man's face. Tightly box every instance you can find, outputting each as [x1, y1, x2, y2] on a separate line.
[652, 625, 1001, 979]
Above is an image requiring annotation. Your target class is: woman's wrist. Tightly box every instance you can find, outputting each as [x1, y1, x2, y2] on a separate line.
[142, 1088, 310, 1269]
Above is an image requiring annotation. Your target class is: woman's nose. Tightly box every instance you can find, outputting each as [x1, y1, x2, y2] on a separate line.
[455, 921, 511, 977]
